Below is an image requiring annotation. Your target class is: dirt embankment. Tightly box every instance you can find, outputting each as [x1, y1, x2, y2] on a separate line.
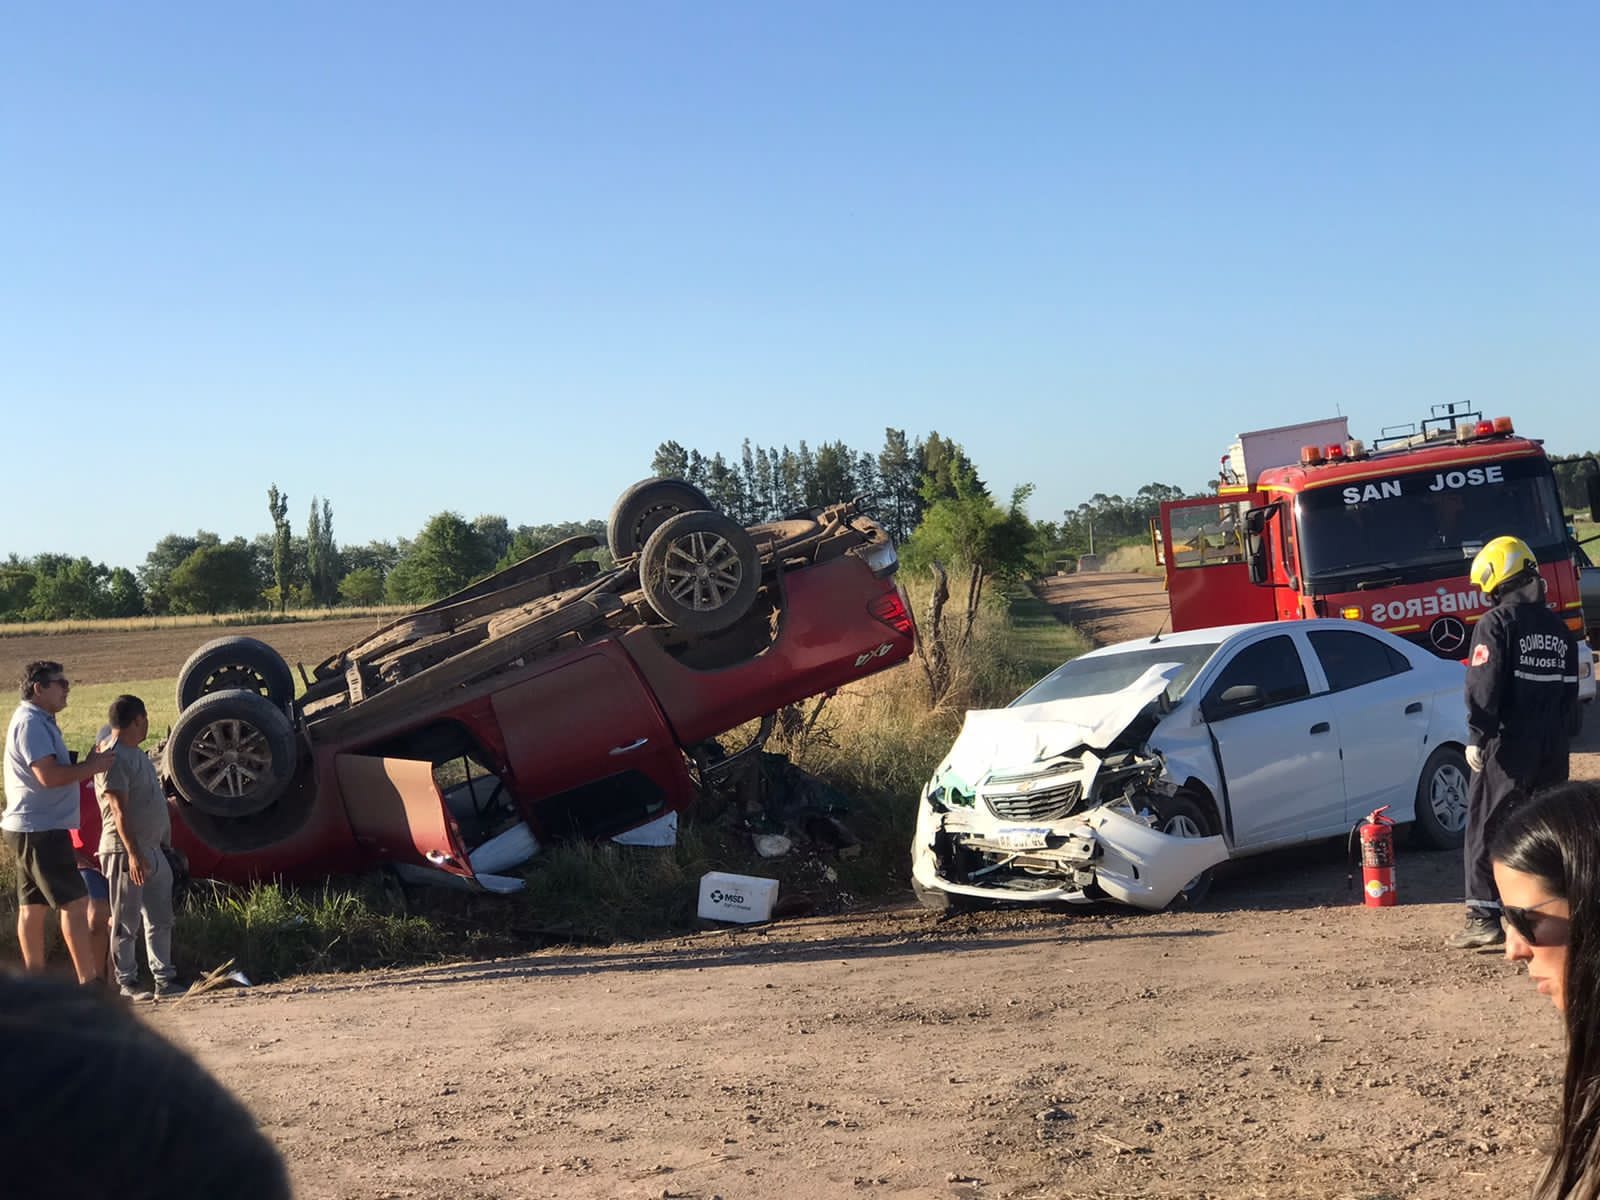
[134, 571, 1599, 1199]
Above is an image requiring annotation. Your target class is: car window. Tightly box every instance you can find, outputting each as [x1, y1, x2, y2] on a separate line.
[1012, 643, 1222, 708]
[1307, 629, 1412, 692]
[1202, 635, 1309, 712]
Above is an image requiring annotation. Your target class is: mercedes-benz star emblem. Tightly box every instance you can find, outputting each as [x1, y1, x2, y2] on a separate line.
[1429, 616, 1467, 654]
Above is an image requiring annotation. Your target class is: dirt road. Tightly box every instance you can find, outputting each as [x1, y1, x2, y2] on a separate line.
[148, 573, 1597, 1199]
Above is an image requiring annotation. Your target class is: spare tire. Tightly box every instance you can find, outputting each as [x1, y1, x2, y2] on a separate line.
[176, 636, 295, 711]
[607, 478, 713, 559]
[164, 689, 298, 818]
[638, 510, 760, 634]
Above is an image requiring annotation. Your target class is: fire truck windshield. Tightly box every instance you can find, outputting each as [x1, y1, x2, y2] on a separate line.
[1294, 455, 1567, 590]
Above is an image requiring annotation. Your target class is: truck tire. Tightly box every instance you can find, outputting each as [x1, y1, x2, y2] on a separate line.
[638, 510, 760, 634]
[176, 636, 295, 711]
[607, 478, 713, 559]
[165, 689, 298, 818]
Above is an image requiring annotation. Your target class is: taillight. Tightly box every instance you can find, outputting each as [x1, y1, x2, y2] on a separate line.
[869, 590, 914, 637]
[855, 539, 899, 578]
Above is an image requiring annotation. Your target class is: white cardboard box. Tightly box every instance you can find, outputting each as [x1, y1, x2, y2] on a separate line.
[697, 871, 779, 924]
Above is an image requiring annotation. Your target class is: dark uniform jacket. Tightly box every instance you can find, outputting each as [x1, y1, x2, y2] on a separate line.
[1465, 580, 1578, 786]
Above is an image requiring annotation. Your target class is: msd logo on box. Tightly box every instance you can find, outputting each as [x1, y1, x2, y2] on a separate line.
[698, 872, 779, 924]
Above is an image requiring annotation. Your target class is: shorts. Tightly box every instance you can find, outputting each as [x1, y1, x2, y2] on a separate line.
[3, 829, 89, 908]
[79, 867, 109, 903]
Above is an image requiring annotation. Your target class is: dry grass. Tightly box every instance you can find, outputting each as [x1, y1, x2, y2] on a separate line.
[1103, 541, 1160, 574]
[0, 606, 409, 639]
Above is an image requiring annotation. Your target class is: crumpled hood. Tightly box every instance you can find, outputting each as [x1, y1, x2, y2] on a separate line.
[937, 663, 1182, 788]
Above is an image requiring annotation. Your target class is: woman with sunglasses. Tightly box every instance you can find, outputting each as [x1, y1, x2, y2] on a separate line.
[1491, 780, 1600, 1198]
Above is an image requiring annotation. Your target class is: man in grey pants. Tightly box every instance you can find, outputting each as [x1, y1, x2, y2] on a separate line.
[95, 694, 180, 1000]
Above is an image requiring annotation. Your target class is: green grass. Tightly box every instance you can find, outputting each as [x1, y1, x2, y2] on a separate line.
[54, 677, 178, 756]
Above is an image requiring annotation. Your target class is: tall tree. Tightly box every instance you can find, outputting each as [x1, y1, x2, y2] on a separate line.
[809, 441, 857, 507]
[877, 428, 921, 543]
[166, 540, 262, 614]
[703, 452, 743, 517]
[753, 445, 775, 523]
[140, 532, 219, 615]
[387, 512, 495, 604]
[267, 485, 291, 612]
[305, 496, 338, 608]
[651, 441, 690, 480]
[739, 440, 759, 523]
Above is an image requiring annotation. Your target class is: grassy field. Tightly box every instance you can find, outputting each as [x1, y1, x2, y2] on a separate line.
[0, 575, 1089, 982]
[56, 678, 180, 755]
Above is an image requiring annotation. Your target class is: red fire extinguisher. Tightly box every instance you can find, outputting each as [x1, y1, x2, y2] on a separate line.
[1356, 806, 1397, 907]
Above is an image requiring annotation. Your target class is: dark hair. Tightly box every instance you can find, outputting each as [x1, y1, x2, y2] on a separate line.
[108, 694, 148, 729]
[20, 661, 63, 702]
[1492, 781, 1600, 1200]
[0, 971, 292, 1199]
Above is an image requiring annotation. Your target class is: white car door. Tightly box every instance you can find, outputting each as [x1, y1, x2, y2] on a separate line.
[1304, 628, 1430, 824]
[1198, 633, 1346, 848]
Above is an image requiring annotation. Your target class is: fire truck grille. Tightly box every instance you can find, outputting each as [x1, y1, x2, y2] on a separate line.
[985, 782, 1084, 823]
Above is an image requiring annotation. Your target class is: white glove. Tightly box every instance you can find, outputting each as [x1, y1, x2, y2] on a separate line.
[1465, 744, 1484, 773]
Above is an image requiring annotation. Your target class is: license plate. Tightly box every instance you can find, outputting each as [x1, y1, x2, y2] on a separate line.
[993, 827, 1052, 851]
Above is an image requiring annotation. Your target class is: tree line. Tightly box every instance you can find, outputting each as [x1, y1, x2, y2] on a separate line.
[0, 426, 1209, 623]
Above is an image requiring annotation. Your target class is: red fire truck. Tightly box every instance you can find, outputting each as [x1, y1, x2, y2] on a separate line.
[1156, 405, 1598, 661]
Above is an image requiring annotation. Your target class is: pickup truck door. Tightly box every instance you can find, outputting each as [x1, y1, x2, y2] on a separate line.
[337, 755, 477, 878]
[490, 641, 691, 839]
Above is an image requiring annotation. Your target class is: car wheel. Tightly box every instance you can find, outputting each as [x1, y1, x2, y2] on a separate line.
[607, 478, 713, 559]
[176, 636, 295, 711]
[912, 878, 979, 915]
[1147, 791, 1215, 907]
[1413, 745, 1469, 850]
[164, 689, 298, 818]
[638, 510, 761, 634]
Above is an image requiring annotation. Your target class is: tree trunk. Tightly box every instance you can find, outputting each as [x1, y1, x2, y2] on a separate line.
[917, 560, 951, 704]
[958, 563, 985, 649]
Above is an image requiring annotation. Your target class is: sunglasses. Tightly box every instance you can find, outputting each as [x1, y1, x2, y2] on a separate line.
[1502, 898, 1570, 948]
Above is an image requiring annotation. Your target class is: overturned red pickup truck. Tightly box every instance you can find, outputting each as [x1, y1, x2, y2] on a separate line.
[157, 480, 916, 886]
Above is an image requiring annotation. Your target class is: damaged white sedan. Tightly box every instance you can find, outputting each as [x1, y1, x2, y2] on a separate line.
[912, 620, 1471, 912]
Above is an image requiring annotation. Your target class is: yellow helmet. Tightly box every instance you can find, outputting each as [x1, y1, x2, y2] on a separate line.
[1469, 535, 1538, 596]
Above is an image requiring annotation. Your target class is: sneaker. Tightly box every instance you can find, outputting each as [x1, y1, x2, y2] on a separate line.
[118, 983, 153, 1001]
[1446, 917, 1505, 950]
[152, 979, 186, 1000]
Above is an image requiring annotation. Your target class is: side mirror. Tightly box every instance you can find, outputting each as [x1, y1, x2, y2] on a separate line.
[1247, 534, 1268, 585]
[1244, 508, 1267, 536]
[1204, 683, 1265, 721]
[1587, 470, 1600, 524]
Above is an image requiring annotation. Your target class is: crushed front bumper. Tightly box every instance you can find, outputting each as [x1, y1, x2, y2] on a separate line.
[912, 801, 1228, 912]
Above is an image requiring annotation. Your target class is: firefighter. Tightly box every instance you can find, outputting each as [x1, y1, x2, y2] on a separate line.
[1447, 535, 1580, 950]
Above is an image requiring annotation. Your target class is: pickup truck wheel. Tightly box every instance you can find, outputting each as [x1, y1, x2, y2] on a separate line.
[639, 510, 760, 634]
[176, 636, 295, 711]
[164, 689, 297, 818]
[608, 478, 713, 559]
[1147, 792, 1215, 907]
[1413, 745, 1469, 850]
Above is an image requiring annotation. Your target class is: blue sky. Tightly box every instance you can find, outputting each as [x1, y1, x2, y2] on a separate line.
[3, 2, 1595, 569]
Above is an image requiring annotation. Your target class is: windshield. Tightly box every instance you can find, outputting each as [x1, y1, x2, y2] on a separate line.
[1012, 643, 1222, 708]
[1296, 455, 1567, 589]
